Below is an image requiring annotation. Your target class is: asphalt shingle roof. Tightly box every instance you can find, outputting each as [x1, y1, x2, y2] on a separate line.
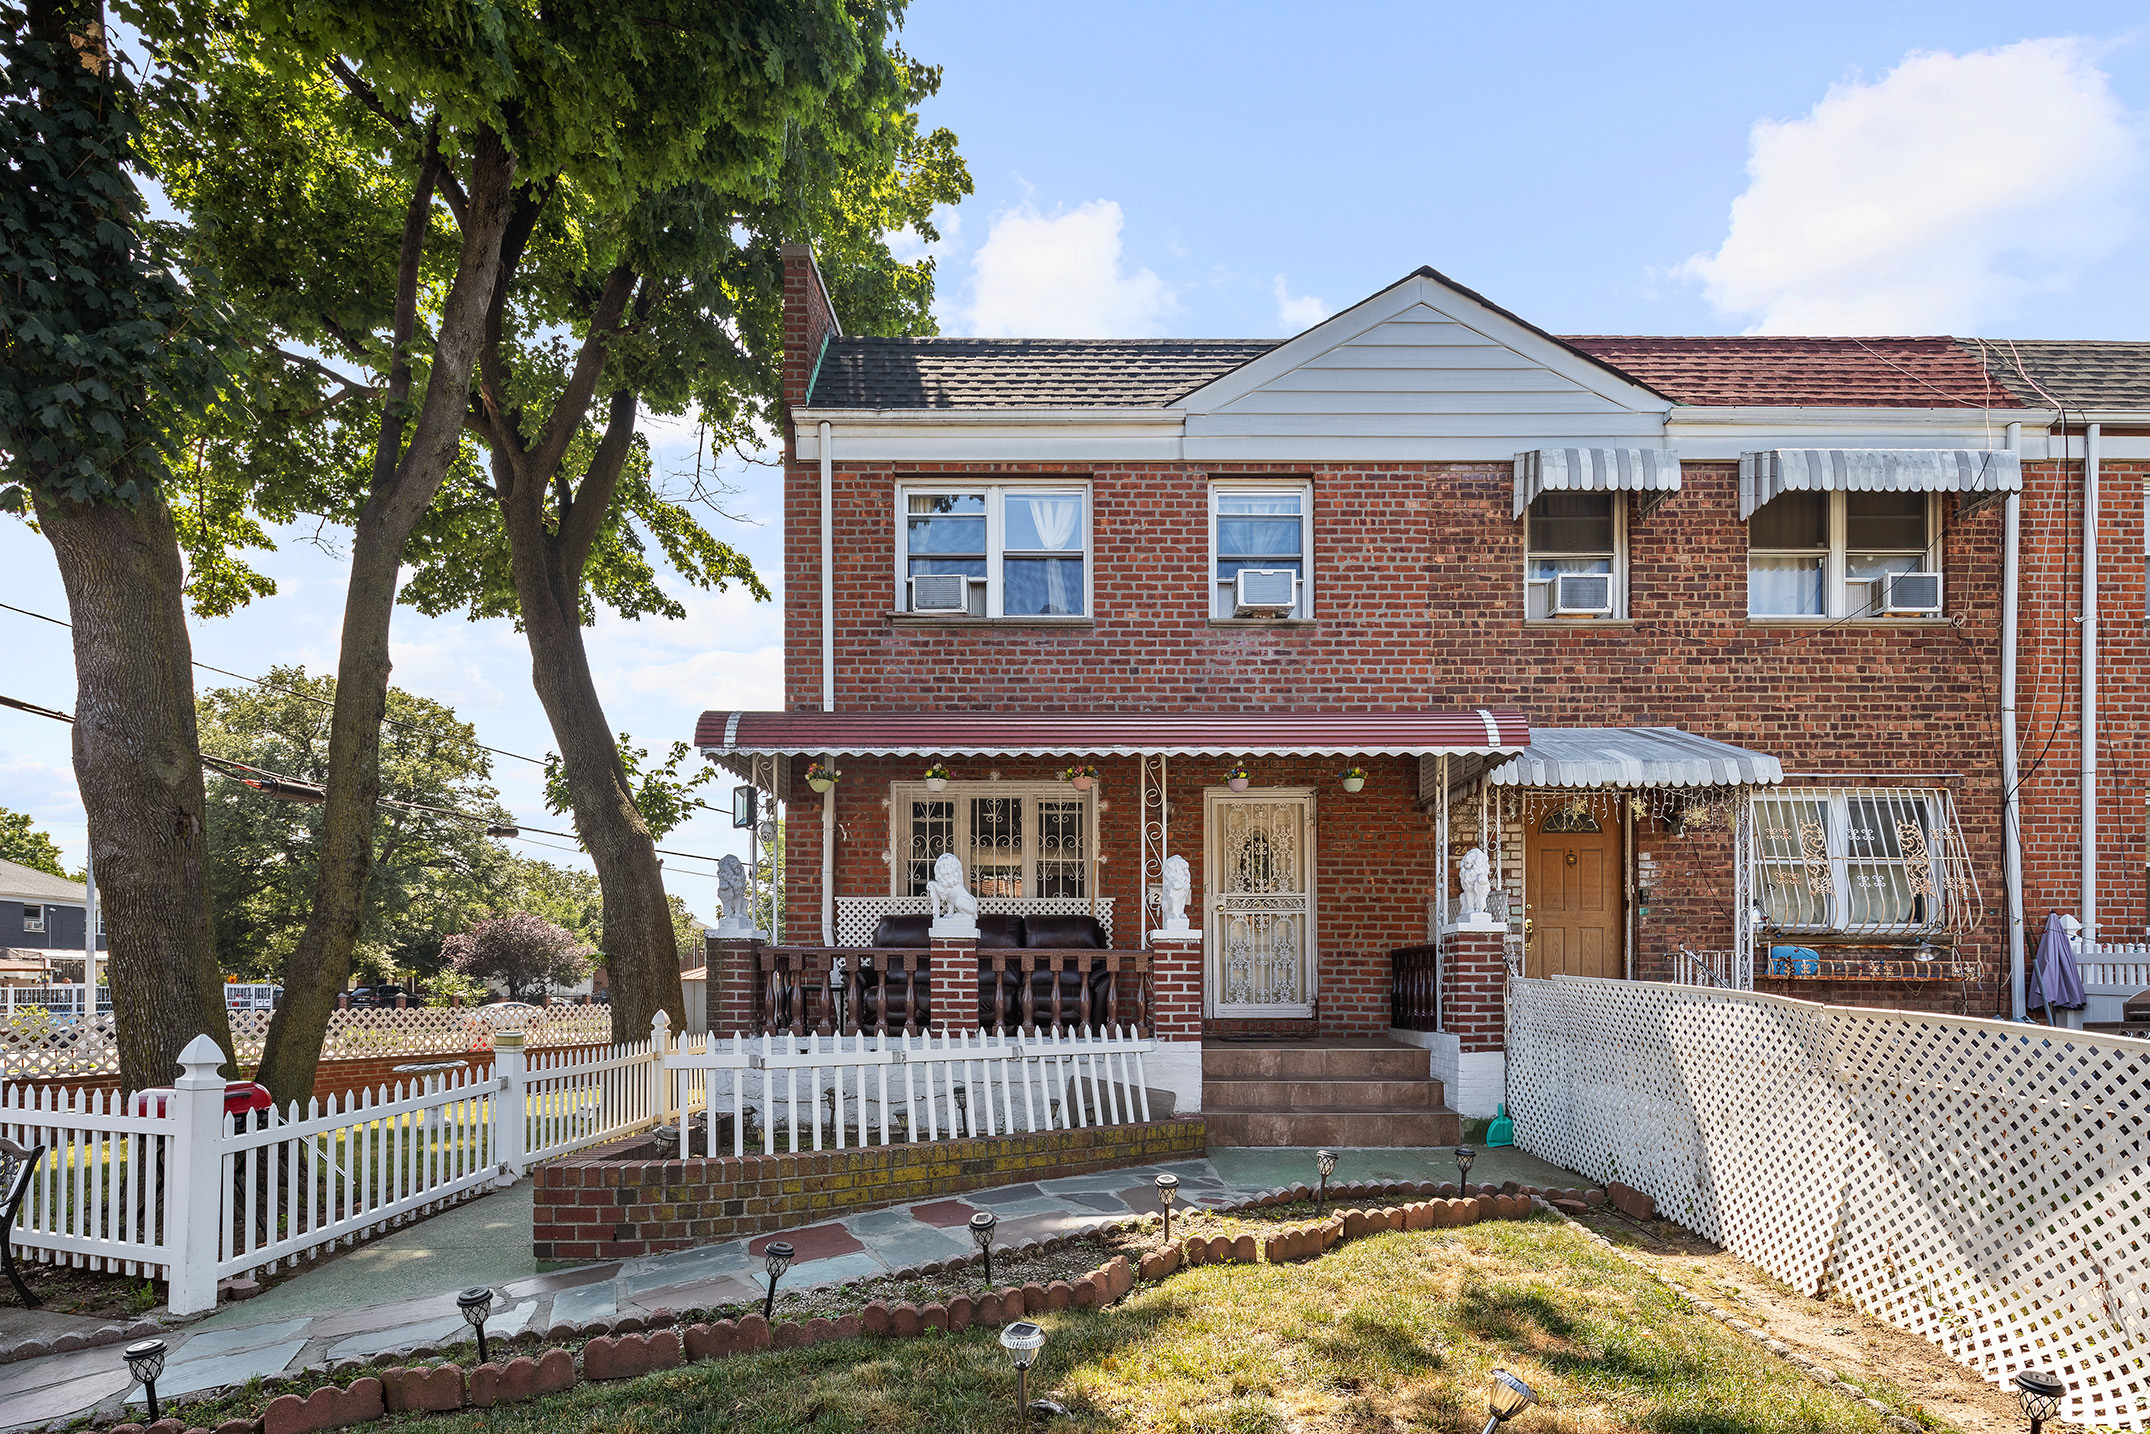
[0, 858, 83, 905]
[804, 331, 2150, 413]
[807, 336, 1277, 409]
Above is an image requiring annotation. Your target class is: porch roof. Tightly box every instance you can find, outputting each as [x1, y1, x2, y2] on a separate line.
[1483, 726, 1782, 789]
[696, 708, 1529, 760]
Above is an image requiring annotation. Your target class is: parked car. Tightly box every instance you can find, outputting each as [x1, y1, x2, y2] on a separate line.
[345, 986, 406, 1008]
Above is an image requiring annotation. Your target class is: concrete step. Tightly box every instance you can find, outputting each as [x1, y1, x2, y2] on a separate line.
[1201, 1077, 1443, 1112]
[1200, 1106, 1462, 1148]
[1200, 1042, 1428, 1082]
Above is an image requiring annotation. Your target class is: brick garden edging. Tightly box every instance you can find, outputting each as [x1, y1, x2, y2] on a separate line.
[533, 1116, 1208, 1260]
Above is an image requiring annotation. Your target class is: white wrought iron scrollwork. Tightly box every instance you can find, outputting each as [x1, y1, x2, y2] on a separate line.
[1212, 798, 1309, 1010]
[1140, 754, 1168, 928]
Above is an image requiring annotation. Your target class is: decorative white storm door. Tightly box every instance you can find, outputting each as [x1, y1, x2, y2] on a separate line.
[1204, 789, 1316, 1018]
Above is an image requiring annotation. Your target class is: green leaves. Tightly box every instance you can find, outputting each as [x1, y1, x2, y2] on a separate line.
[542, 734, 716, 844]
[0, 807, 74, 880]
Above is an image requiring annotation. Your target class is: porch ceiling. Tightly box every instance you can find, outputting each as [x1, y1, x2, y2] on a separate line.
[1482, 726, 1783, 789]
[695, 708, 1529, 759]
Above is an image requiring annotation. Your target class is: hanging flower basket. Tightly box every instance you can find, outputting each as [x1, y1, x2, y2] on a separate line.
[1060, 764, 1100, 792]
[1340, 765, 1367, 794]
[1226, 762, 1252, 793]
[923, 763, 951, 793]
[804, 761, 840, 795]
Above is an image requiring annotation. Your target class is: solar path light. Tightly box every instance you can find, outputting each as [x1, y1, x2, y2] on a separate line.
[762, 1240, 795, 1321]
[1478, 1369, 1537, 1434]
[458, 1286, 495, 1365]
[124, 1338, 167, 1424]
[2016, 1371, 2063, 1434]
[1000, 1320, 1066, 1422]
[1315, 1149, 1337, 1214]
[1456, 1144, 1477, 1189]
[1155, 1172, 1179, 1242]
[970, 1209, 999, 1286]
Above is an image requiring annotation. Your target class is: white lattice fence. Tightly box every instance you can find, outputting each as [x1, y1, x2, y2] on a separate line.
[833, 896, 1116, 947]
[1508, 975, 2150, 1429]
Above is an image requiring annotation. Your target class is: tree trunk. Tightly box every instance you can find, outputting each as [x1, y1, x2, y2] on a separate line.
[252, 134, 518, 1106]
[507, 527, 685, 1045]
[34, 485, 236, 1093]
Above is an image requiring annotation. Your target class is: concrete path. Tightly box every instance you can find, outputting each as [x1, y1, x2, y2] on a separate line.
[0, 1142, 1579, 1431]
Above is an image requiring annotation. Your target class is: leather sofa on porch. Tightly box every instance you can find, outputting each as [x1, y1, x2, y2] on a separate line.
[859, 913, 1115, 1031]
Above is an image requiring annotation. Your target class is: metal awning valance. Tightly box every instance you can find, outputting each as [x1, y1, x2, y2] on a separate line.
[698, 708, 1529, 761]
[1483, 727, 1782, 790]
[1512, 448, 1683, 519]
[1738, 448, 2022, 520]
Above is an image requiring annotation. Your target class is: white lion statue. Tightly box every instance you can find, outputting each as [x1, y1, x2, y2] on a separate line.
[927, 851, 979, 937]
[714, 854, 755, 934]
[1159, 853, 1193, 932]
[1457, 846, 1492, 924]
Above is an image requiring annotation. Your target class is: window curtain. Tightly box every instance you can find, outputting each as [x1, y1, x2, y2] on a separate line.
[1026, 496, 1081, 615]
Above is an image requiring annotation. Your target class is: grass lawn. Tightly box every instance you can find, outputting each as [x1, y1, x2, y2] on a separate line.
[371, 1214, 1896, 1434]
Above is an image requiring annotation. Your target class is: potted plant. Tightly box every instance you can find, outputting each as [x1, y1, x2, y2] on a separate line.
[923, 763, 951, 793]
[1060, 764, 1100, 792]
[804, 760, 840, 795]
[1226, 762, 1252, 793]
[1340, 765, 1366, 794]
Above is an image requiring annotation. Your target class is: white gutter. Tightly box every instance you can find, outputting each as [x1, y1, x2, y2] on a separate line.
[2002, 422, 2026, 1019]
[820, 418, 835, 947]
[2082, 423, 2101, 945]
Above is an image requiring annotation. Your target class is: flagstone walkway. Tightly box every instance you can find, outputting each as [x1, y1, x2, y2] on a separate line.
[0, 1140, 1575, 1431]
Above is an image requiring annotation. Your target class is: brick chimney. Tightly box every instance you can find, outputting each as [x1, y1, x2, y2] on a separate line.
[779, 243, 842, 422]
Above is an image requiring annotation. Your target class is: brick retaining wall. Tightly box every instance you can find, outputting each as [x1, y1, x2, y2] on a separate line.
[532, 1116, 1207, 1261]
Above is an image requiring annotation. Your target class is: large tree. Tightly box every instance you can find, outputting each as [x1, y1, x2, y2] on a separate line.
[1, 0, 236, 1089]
[144, 0, 969, 1060]
[197, 667, 513, 985]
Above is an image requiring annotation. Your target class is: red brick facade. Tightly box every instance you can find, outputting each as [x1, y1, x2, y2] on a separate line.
[762, 249, 2023, 1037]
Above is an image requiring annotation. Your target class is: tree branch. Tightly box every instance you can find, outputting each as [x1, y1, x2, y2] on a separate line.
[366, 128, 442, 495]
[527, 263, 637, 483]
[473, 182, 555, 493]
[557, 386, 639, 576]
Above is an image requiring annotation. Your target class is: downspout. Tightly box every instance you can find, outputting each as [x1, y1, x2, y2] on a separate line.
[2003, 422, 2026, 1018]
[2082, 423, 2102, 945]
[820, 419, 835, 947]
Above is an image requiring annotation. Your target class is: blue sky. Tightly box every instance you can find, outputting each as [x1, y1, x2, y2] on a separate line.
[3, 1, 2146, 908]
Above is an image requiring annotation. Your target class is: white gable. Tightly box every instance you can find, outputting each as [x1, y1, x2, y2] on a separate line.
[1178, 272, 1672, 460]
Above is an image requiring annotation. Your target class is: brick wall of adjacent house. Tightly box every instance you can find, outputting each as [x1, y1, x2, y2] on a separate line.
[530, 1116, 1206, 1260]
[2015, 456, 2150, 956]
[775, 250, 2011, 1021]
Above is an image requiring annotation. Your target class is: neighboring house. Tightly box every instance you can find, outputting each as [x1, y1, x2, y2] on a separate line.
[696, 246, 2141, 1132]
[0, 857, 103, 956]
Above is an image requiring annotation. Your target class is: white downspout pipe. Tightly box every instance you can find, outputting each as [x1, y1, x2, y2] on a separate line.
[820, 419, 836, 947]
[2082, 423, 2101, 946]
[2002, 422, 2026, 1018]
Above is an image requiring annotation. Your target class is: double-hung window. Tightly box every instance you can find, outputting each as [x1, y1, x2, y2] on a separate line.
[1752, 788, 1955, 936]
[1525, 492, 1623, 619]
[1213, 485, 1312, 618]
[891, 783, 1093, 899]
[900, 486, 1088, 618]
[1748, 492, 1939, 618]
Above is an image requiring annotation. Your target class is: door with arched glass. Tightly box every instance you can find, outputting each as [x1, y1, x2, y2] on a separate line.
[1524, 804, 1621, 978]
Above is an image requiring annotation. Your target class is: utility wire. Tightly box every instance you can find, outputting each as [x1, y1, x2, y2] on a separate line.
[0, 690, 732, 868]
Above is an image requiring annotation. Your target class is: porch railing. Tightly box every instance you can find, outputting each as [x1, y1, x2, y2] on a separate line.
[1671, 947, 1745, 989]
[750, 946, 1152, 1038]
[1389, 944, 1440, 1031]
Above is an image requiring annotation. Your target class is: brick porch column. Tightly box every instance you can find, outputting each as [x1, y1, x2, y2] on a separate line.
[1147, 928, 1204, 1118]
[1434, 922, 1509, 1119]
[709, 935, 762, 1037]
[929, 933, 978, 1031]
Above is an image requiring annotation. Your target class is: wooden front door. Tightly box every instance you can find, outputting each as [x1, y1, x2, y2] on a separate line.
[1525, 807, 1622, 978]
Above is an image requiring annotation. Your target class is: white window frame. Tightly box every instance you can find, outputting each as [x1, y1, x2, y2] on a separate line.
[20, 904, 43, 934]
[894, 482, 1093, 619]
[889, 781, 1098, 899]
[1748, 491, 1942, 619]
[1751, 787, 1952, 937]
[1210, 480, 1314, 620]
[1524, 491, 1627, 620]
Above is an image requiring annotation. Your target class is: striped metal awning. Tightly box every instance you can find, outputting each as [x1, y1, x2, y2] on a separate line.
[1738, 448, 2021, 520]
[697, 708, 1529, 760]
[1483, 727, 1782, 790]
[1512, 448, 1683, 519]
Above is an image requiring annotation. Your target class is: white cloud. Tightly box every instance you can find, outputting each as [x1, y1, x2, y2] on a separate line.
[962, 200, 1175, 337]
[1272, 275, 1329, 332]
[1682, 38, 2141, 333]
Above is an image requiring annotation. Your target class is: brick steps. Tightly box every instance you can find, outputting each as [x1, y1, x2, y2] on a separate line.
[1200, 1039, 1459, 1147]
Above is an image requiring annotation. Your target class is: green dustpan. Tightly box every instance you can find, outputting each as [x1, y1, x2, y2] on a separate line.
[1486, 1102, 1514, 1147]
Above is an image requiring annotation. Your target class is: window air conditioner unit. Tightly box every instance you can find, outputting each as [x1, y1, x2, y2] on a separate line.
[1880, 571, 1942, 615]
[909, 574, 970, 613]
[1234, 568, 1298, 617]
[1551, 571, 1614, 616]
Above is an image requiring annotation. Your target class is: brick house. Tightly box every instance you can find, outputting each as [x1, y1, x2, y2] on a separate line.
[697, 245, 2136, 1140]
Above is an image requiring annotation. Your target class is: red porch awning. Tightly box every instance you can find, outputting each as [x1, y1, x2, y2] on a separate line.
[696, 708, 1528, 760]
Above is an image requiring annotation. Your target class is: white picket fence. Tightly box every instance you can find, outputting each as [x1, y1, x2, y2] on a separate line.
[0, 1013, 1153, 1314]
[2077, 941, 2150, 1023]
[665, 1026, 1154, 1158]
[0, 985, 115, 1018]
[1508, 975, 2150, 1430]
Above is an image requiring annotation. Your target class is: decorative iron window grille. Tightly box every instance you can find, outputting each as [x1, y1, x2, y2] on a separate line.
[893, 782, 1094, 900]
[1750, 787, 1981, 937]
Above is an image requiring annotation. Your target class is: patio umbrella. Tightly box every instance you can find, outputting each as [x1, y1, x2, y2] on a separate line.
[2027, 912, 2087, 1020]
